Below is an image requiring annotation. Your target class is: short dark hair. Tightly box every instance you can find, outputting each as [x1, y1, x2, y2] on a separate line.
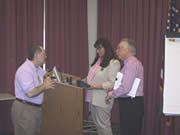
[91, 38, 116, 68]
[27, 44, 42, 60]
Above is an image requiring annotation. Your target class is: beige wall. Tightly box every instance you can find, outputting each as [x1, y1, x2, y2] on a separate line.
[88, 0, 97, 67]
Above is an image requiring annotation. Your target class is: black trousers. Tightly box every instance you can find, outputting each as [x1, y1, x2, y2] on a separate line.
[118, 96, 144, 135]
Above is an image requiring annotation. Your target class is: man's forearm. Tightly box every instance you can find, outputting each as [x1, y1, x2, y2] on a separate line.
[26, 84, 46, 98]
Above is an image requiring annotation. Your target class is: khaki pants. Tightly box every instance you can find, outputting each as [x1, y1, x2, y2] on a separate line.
[11, 100, 42, 135]
[90, 104, 113, 135]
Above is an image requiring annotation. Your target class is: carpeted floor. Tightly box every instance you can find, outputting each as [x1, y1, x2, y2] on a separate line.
[5, 121, 120, 135]
[83, 120, 120, 135]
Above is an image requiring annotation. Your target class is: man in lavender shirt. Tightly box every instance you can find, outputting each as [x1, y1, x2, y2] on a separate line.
[11, 45, 55, 135]
[106, 39, 144, 135]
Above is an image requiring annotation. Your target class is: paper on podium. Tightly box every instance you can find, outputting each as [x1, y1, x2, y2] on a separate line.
[113, 72, 141, 98]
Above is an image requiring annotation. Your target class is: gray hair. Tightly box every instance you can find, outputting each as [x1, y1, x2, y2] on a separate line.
[121, 38, 136, 55]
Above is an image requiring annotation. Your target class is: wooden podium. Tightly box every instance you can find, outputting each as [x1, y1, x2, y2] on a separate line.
[40, 73, 84, 135]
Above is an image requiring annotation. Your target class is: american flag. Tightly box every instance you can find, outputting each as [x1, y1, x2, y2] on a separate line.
[166, 0, 180, 33]
[160, 0, 180, 92]
[160, 0, 180, 127]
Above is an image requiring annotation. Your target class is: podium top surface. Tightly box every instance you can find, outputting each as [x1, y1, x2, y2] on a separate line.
[56, 82, 84, 90]
[0, 93, 16, 101]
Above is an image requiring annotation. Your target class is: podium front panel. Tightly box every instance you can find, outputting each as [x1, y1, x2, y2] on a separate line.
[41, 83, 83, 135]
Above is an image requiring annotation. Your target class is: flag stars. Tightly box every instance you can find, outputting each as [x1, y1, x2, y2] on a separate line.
[166, 0, 180, 33]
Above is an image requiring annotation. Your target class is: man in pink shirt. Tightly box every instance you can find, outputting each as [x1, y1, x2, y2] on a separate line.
[106, 39, 144, 135]
[11, 45, 55, 135]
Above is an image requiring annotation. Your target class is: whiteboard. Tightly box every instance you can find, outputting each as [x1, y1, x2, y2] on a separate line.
[163, 33, 180, 115]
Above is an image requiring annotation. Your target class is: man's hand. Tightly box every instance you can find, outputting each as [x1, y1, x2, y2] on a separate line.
[26, 76, 56, 98]
[43, 71, 51, 79]
[26, 77, 56, 98]
[43, 77, 56, 90]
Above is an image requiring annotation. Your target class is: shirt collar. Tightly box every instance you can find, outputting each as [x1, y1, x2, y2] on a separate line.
[124, 55, 134, 64]
[26, 59, 39, 72]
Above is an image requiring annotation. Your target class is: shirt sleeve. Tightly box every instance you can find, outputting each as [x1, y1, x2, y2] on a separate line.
[17, 70, 35, 94]
[108, 61, 137, 98]
[102, 60, 121, 89]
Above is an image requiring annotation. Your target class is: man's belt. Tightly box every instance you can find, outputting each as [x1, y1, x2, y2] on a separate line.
[118, 96, 143, 100]
[16, 98, 41, 107]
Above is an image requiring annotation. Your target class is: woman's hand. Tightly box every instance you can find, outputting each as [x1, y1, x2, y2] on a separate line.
[81, 77, 87, 82]
[90, 84, 102, 89]
[105, 88, 113, 104]
[107, 88, 113, 93]
[105, 95, 111, 104]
